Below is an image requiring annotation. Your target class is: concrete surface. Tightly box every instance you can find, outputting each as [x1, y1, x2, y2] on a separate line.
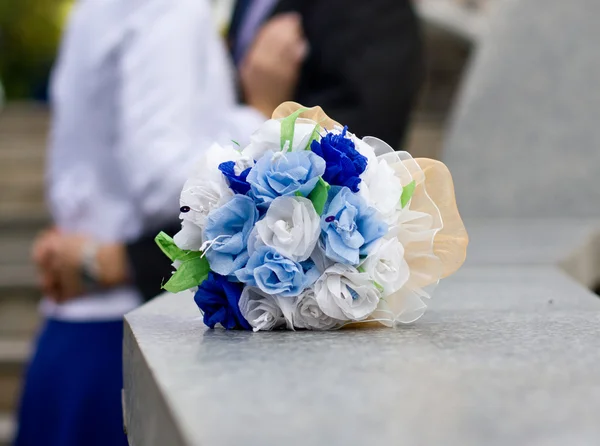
[443, 0, 600, 218]
[123, 219, 600, 446]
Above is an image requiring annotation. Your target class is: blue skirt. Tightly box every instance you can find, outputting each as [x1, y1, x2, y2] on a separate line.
[14, 319, 129, 446]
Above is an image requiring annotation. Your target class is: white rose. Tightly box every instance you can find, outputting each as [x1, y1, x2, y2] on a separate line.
[242, 118, 319, 159]
[291, 288, 344, 330]
[203, 143, 244, 171]
[232, 155, 254, 175]
[353, 136, 377, 164]
[314, 264, 381, 321]
[309, 240, 335, 274]
[360, 238, 409, 297]
[178, 143, 239, 231]
[239, 287, 286, 332]
[178, 173, 233, 228]
[358, 157, 403, 220]
[173, 219, 204, 251]
[255, 196, 320, 262]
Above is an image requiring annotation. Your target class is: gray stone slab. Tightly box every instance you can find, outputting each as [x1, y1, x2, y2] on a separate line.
[443, 0, 600, 218]
[464, 219, 599, 266]
[123, 264, 600, 446]
[464, 219, 600, 288]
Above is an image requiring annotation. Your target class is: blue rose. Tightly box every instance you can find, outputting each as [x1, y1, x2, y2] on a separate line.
[204, 195, 258, 276]
[218, 161, 252, 195]
[194, 272, 251, 330]
[247, 150, 326, 208]
[320, 186, 387, 265]
[235, 246, 319, 297]
[310, 127, 367, 193]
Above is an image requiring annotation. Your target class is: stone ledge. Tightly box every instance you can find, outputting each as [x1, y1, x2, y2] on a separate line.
[123, 220, 600, 446]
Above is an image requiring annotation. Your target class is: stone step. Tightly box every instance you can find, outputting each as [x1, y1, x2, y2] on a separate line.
[0, 174, 45, 206]
[0, 294, 40, 338]
[0, 205, 50, 233]
[0, 121, 48, 135]
[0, 235, 36, 265]
[0, 152, 46, 168]
[0, 167, 44, 195]
[0, 103, 50, 134]
[0, 413, 15, 446]
[0, 150, 45, 166]
[0, 136, 48, 151]
[0, 265, 37, 291]
[0, 339, 30, 414]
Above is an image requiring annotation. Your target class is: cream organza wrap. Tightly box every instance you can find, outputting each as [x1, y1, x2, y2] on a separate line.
[273, 103, 468, 327]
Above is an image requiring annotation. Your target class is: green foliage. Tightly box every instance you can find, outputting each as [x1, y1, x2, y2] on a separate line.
[155, 232, 211, 293]
[280, 107, 307, 151]
[308, 177, 330, 215]
[0, 0, 73, 98]
[400, 180, 416, 208]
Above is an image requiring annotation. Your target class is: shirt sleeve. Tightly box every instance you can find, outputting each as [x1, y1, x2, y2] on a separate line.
[117, 0, 264, 224]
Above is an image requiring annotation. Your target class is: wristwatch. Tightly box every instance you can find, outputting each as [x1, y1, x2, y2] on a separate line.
[81, 241, 102, 291]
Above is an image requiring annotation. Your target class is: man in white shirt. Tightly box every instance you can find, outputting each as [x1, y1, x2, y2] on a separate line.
[17, 1, 305, 445]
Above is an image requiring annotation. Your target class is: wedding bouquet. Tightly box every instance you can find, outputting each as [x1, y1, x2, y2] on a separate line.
[155, 103, 468, 331]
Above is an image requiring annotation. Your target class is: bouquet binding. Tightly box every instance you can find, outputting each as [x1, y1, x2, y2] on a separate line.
[156, 102, 468, 331]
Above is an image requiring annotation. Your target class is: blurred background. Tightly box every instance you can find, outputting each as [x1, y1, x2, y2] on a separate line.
[1, 1, 75, 442]
[1, 0, 587, 443]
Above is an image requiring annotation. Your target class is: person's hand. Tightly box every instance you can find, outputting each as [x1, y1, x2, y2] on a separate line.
[32, 227, 61, 298]
[53, 235, 130, 302]
[240, 13, 308, 118]
[51, 234, 87, 302]
[33, 231, 130, 303]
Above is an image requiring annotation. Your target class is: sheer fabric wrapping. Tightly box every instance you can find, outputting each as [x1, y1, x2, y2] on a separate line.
[262, 102, 467, 328]
[273, 101, 340, 131]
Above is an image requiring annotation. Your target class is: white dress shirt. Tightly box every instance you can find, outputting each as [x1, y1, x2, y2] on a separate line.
[43, 0, 264, 321]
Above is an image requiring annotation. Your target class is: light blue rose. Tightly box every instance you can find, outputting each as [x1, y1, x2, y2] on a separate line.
[235, 246, 319, 297]
[320, 186, 388, 265]
[247, 150, 326, 208]
[204, 195, 258, 276]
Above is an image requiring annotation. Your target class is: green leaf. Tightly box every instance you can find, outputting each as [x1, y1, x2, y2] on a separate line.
[400, 180, 416, 208]
[155, 232, 203, 261]
[308, 177, 330, 215]
[163, 256, 210, 293]
[155, 231, 183, 261]
[155, 231, 210, 293]
[280, 108, 307, 151]
[306, 124, 322, 150]
[294, 191, 304, 197]
[231, 139, 240, 147]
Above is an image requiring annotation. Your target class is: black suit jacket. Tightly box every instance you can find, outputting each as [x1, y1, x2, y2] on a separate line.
[271, 0, 422, 146]
[128, 0, 423, 301]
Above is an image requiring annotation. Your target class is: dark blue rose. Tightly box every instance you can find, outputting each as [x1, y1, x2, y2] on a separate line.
[218, 161, 252, 195]
[310, 127, 367, 193]
[194, 272, 251, 330]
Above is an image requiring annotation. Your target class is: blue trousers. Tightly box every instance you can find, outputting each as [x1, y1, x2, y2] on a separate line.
[14, 319, 129, 446]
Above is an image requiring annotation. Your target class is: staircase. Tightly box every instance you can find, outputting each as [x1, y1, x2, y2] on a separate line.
[0, 103, 49, 445]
